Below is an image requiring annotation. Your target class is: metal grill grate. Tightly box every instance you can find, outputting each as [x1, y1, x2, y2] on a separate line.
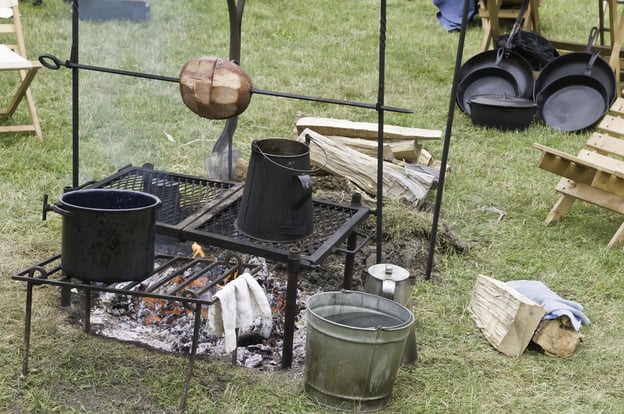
[187, 198, 366, 258]
[89, 164, 370, 268]
[88, 164, 243, 234]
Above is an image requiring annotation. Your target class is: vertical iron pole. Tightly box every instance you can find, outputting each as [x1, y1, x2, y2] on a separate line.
[342, 193, 362, 290]
[424, 0, 471, 279]
[282, 248, 300, 369]
[21, 282, 33, 376]
[375, 0, 387, 264]
[180, 304, 203, 412]
[71, 0, 79, 188]
[83, 288, 91, 333]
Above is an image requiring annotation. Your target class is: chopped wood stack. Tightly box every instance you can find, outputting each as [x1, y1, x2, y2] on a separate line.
[297, 129, 435, 206]
[293, 116, 442, 206]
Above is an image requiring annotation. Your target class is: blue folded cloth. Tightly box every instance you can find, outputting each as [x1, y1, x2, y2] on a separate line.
[505, 280, 590, 332]
[432, 0, 476, 32]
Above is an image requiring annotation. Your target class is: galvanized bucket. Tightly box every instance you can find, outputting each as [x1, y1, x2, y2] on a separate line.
[304, 290, 414, 412]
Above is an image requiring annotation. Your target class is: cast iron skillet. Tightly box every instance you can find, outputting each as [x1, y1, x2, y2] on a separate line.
[534, 27, 616, 105]
[536, 74, 609, 132]
[456, 0, 534, 113]
[457, 62, 520, 115]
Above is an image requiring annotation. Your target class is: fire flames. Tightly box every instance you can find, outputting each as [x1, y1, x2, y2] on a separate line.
[191, 241, 205, 258]
[139, 242, 239, 326]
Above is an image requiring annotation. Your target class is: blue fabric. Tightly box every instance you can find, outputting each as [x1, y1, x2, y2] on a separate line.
[433, 0, 476, 32]
[505, 280, 590, 332]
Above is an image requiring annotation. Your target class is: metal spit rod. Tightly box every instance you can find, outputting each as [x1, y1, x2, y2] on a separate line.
[38, 54, 413, 114]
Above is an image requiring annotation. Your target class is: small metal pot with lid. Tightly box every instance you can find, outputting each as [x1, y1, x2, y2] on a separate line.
[468, 94, 537, 131]
[364, 263, 412, 305]
[364, 263, 418, 365]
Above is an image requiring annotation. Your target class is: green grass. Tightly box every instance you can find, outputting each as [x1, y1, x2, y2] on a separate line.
[2, 0, 623, 413]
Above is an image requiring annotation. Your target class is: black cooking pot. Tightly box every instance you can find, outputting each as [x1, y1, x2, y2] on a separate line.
[534, 27, 616, 105]
[47, 189, 161, 282]
[536, 74, 609, 132]
[469, 94, 537, 130]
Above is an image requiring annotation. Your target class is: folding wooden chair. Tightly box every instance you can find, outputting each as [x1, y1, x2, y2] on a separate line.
[0, 0, 41, 139]
[533, 98, 624, 248]
[478, 0, 541, 52]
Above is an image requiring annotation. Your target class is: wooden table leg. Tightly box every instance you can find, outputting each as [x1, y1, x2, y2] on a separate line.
[608, 7, 624, 97]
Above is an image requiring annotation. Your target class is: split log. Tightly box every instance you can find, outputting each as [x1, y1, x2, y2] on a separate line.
[295, 116, 442, 141]
[297, 129, 435, 206]
[532, 317, 582, 358]
[327, 136, 421, 162]
[469, 275, 546, 357]
[328, 136, 395, 160]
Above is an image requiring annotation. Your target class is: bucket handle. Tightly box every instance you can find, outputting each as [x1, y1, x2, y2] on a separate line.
[253, 133, 329, 174]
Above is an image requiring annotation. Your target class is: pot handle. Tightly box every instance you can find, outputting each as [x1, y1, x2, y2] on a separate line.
[253, 134, 329, 174]
[381, 264, 397, 299]
[293, 174, 313, 209]
[42, 194, 74, 220]
[381, 278, 397, 300]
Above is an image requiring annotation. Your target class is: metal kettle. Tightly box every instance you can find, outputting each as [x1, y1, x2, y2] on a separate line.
[364, 263, 418, 365]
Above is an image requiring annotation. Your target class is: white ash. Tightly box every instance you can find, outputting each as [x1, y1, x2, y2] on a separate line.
[87, 256, 313, 372]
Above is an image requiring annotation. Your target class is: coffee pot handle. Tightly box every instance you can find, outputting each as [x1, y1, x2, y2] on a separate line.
[293, 174, 313, 209]
[381, 278, 396, 300]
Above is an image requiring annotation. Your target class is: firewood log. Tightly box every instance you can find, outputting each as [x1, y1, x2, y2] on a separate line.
[297, 129, 435, 206]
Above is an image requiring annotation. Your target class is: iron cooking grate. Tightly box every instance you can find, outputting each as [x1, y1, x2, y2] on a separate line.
[88, 164, 243, 236]
[88, 164, 370, 268]
[181, 197, 370, 266]
[11, 253, 259, 304]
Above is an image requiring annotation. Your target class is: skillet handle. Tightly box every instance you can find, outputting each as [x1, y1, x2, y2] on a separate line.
[504, 0, 530, 50]
[584, 51, 601, 76]
[584, 27, 599, 53]
[494, 47, 505, 66]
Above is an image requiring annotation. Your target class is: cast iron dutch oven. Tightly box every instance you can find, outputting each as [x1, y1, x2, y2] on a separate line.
[44, 189, 161, 282]
[534, 27, 617, 105]
[469, 94, 537, 130]
[456, 0, 534, 114]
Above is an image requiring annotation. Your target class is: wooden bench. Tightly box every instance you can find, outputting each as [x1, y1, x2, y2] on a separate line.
[533, 97, 624, 248]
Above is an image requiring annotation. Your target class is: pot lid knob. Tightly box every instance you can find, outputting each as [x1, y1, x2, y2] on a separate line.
[367, 263, 409, 282]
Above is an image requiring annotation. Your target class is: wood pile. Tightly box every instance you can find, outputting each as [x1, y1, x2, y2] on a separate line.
[469, 275, 584, 357]
[293, 116, 442, 206]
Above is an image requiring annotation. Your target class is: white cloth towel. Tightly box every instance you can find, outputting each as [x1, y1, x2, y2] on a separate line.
[206, 272, 272, 353]
[506, 280, 590, 332]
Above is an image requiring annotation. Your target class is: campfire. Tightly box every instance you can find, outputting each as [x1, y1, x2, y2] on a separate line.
[83, 241, 307, 371]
